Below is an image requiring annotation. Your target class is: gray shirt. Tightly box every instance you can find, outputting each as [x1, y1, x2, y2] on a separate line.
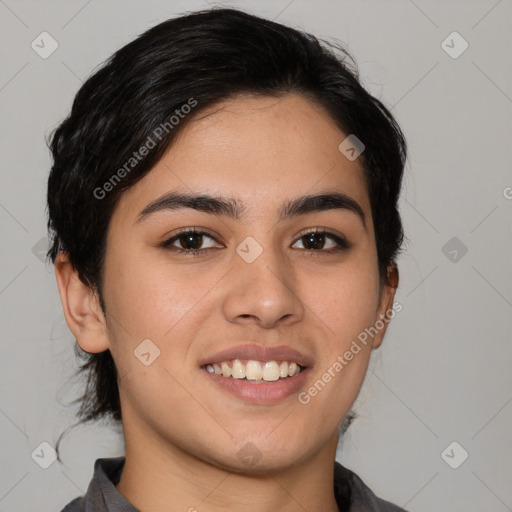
[60, 457, 409, 512]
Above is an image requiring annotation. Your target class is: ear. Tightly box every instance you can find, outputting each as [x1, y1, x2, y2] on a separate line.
[371, 263, 399, 350]
[54, 252, 110, 353]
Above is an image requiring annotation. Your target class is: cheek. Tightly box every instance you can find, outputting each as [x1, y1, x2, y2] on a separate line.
[102, 246, 228, 377]
[103, 245, 198, 335]
[296, 266, 380, 429]
[304, 256, 381, 348]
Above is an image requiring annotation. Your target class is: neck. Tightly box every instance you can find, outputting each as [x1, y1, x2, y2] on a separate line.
[115, 416, 341, 512]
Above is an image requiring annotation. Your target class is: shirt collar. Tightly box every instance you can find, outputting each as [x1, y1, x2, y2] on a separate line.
[82, 456, 399, 512]
[83, 457, 140, 512]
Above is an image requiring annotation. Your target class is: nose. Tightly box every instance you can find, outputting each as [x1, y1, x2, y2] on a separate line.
[221, 241, 305, 329]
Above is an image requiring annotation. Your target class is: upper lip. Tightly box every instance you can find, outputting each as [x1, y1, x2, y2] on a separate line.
[199, 343, 314, 368]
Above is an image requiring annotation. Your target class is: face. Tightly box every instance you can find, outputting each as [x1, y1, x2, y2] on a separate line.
[68, 93, 397, 473]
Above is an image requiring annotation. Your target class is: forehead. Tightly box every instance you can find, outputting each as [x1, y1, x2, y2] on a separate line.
[113, 93, 370, 222]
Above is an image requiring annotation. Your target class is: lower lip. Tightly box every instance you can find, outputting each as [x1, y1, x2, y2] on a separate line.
[201, 367, 311, 404]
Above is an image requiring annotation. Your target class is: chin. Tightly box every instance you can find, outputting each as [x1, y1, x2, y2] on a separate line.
[201, 438, 309, 475]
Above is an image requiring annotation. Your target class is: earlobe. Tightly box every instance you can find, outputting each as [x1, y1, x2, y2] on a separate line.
[371, 263, 399, 350]
[54, 252, 110, 353]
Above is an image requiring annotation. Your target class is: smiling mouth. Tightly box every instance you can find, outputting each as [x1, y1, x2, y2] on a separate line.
[201, 358, 305, 383]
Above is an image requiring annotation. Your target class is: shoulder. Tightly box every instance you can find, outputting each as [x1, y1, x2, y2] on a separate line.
[58, 456, 134, 512]
[334, 461, 410, 512]
[59, 496, 85, 512]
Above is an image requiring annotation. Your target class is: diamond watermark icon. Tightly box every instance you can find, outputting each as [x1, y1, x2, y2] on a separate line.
[31, 236, 49, 263]
[236, 236, 263, 263]
[441, 441, 469, 469]
[338, 134, 365, 161]
[442, 236, 468, 263]
[441, 31, 468, 59]
[237, 442, 263, 467]
[31, 441, 57, 469]
[31, 32, 59, 59]
[134, 338, 160, 366]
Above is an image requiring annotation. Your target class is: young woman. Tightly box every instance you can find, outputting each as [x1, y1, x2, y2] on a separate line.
[48, 7, 408, 511]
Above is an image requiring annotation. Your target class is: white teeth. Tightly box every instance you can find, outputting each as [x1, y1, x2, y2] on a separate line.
[245, 360, 263, 380]
[262, 361, 280, 381]
[205, 359, 302, 381]
[221, 361, 231, 377]
[288, 362, 298, 377]
[231, 359, 246, 379]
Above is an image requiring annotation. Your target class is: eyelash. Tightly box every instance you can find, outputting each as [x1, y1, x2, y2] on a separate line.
[161, 227, 352, 257]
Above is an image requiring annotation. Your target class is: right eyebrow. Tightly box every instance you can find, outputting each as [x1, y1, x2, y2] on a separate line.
[136, 191, 245, 222]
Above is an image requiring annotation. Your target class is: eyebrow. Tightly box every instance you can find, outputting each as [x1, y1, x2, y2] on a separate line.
[136, 190, 365, 227]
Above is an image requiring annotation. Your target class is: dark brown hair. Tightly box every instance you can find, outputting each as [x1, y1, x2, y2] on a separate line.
[47, 7, 406, 481]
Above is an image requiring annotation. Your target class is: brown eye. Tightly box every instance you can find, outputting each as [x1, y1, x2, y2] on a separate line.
[162, 229, 221, 255]
[292, 230, 351, 253]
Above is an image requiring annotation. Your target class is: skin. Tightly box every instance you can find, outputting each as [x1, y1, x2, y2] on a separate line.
[55, 92, 398, 512]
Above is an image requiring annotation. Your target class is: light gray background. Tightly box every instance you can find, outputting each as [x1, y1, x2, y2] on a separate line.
[1, 0, 511, 511]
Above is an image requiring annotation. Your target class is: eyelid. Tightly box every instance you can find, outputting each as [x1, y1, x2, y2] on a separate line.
[294, 227, 352, 249]
[162, 227, 222, 248]
[163, 226, 222, 242]
[295, 226, 349, 241]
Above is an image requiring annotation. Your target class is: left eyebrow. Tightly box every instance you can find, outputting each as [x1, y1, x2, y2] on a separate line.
[136, 190, 365, 227]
